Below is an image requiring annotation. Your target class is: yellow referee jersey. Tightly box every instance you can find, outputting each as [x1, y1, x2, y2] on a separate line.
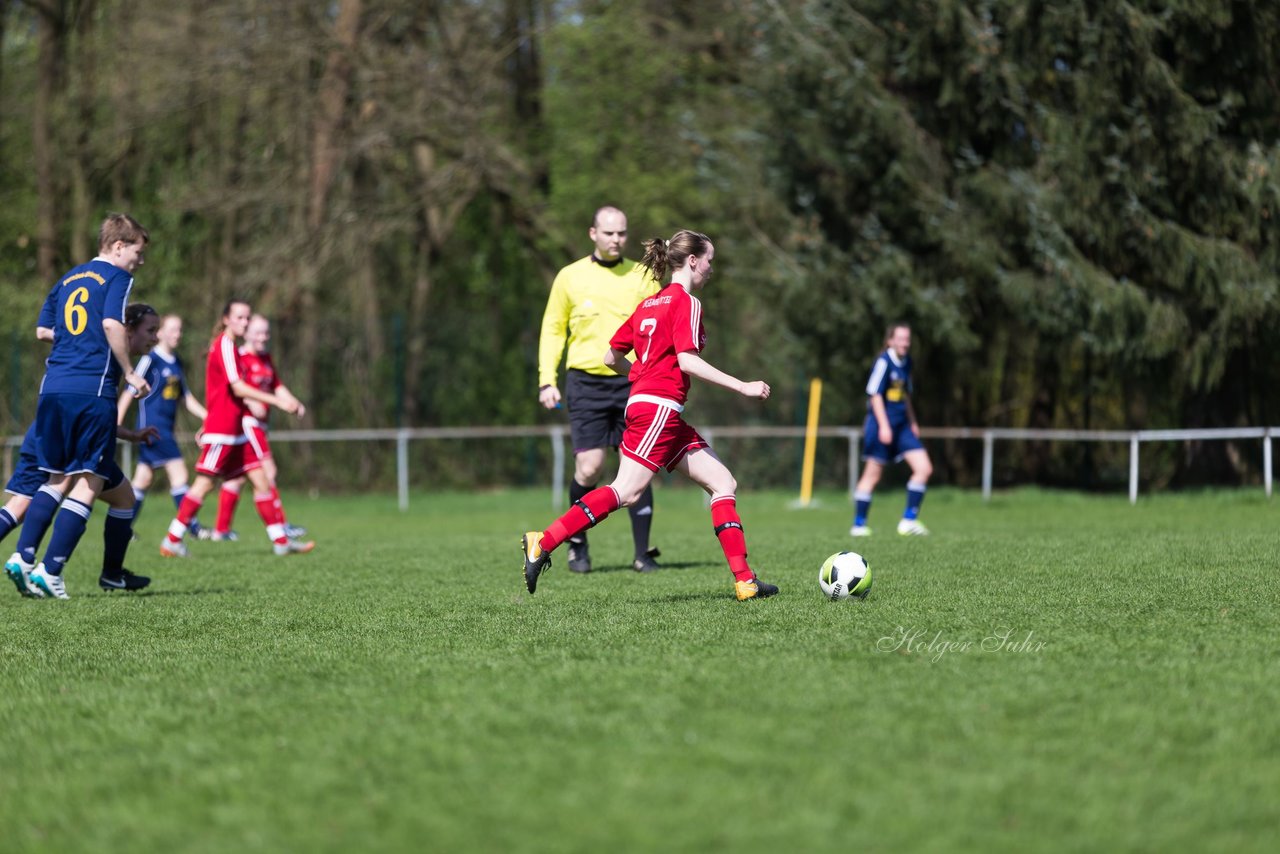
[538, 256, 659, 386]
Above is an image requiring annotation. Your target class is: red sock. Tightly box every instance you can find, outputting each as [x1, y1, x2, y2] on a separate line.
[711, 495, 753, 582]
[254, 493, 287, 544]
[269, 485, 284, 516]
[167, 494, 204, 543]
[541, 487, 620, 552]
[216, 487, 240, 534]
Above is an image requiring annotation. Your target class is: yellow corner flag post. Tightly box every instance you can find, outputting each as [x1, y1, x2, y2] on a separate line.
[798, 378, 823, 507]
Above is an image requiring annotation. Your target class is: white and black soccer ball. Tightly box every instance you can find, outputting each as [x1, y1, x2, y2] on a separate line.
[819, 551, 873, 601]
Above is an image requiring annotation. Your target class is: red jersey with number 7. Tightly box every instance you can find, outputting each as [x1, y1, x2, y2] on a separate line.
[609, 283, 706, 406]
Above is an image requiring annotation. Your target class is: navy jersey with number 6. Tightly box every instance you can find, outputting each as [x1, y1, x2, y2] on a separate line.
[38, 258, 134, 398]
[865, 348, 913, 426]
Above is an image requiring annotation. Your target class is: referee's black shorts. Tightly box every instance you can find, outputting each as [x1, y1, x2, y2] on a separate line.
[564, 369, 631, 453]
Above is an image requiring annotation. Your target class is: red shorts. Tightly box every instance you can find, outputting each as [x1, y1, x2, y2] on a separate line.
[243, 418, 273, 460]
[619, 396, 708, 472]
[196, 438, 264, 479]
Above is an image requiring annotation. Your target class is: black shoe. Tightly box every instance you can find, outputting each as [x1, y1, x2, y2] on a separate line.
[99, 569, 151, 592]
[632, 547, 661, 573]
[567, 539, 591, 574]
[521, 532, 552, 594]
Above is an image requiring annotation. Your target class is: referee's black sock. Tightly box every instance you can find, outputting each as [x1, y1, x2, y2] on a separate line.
[568, 479, 591, 545]
[629, 484, 654, 557]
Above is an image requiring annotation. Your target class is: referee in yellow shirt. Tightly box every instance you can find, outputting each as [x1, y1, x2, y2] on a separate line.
[538, 206, 661, 573]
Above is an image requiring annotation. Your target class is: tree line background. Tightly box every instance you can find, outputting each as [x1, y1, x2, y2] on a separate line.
[2, 0, 1278, 492]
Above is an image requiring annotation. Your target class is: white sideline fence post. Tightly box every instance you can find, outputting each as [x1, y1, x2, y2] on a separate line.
[551, 426, 565, 510]
[1129, 434, 1139, 505]
[1265, 430, 1273, 499]
[848, 428, 859, 502]
[982, 431, 994, 503]
[396, 429, 409, 512]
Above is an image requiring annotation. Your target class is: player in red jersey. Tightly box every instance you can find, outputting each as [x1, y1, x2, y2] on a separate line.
[159, 299, 314, 557]
[204, 314, 307, 541]
[521, 230, 779, 601]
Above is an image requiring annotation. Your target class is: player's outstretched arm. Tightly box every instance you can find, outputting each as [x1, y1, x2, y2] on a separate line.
[182, 392, 208, 421]
[230, 379, 299, 415]
[869, 394, 892, 443]
[104, 319, 150, 397]
[603, 348, 632, 377]
[117, 387, 136, 426]
[905, 395, 920, 437]
[117, 425, 160, 445]
[676, 351, 770, 400]
[275, 383, 306, 419]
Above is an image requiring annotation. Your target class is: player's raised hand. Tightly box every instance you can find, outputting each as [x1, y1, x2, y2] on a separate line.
[741, 380, 770, 400]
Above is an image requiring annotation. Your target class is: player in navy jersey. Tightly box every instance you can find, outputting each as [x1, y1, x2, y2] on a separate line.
[119, 313, 208, 532]
[5, 301, 163, 597]
[521, 230, 779, 601]
[851, 323, 934, 537]
[3, 214, 153, 600]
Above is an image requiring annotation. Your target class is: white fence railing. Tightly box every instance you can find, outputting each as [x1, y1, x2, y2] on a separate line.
[5, 425, 1276, 510]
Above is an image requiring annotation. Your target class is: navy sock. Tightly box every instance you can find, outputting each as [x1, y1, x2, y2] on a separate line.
[628, 484, 654, 557]
[16, 486, 63, 565]
[0, 507, 18, 543]
[853, 491, 872, 527]
[568, 479, 591, 546]
[42, 498, 92, 576]
[132, 487, 146, 524]
[102, 506, 135, 577]
[904, 482, 927, 520]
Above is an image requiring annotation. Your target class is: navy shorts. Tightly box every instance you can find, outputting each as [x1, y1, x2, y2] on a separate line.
[564, 369, 631, 453]
[7, 429, 125, 495]
[862, 416, 925, 464]
[139, 434, 184, 467]
[35, 393, 119, 480]
[5, 437, 45, 498]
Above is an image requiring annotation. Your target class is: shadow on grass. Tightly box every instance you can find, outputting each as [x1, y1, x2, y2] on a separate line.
[100, 588, 241, 597]
[648, 591, 729, 604]
[590, 560, 710, 573]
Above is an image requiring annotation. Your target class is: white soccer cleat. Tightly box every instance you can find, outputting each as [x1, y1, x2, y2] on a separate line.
[5, 552, 43, 598]
[159, 538, 189, 558]
[897, 519, 929, 536]
[29, 563, 69, 600]
[273, 538, 315, 556]
[849, 525, 872, 538]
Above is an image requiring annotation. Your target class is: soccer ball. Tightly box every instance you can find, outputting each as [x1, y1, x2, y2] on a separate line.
[819, 551, 873, 601]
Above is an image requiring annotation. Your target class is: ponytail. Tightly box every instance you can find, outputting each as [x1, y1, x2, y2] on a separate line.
[639, 229, 711, 284]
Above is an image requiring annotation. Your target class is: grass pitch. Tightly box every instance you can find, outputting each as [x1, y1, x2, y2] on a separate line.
[2, 486, 1278, 852]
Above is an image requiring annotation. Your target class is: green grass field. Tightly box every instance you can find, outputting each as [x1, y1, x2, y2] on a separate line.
[2, 486, 1278, 852]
